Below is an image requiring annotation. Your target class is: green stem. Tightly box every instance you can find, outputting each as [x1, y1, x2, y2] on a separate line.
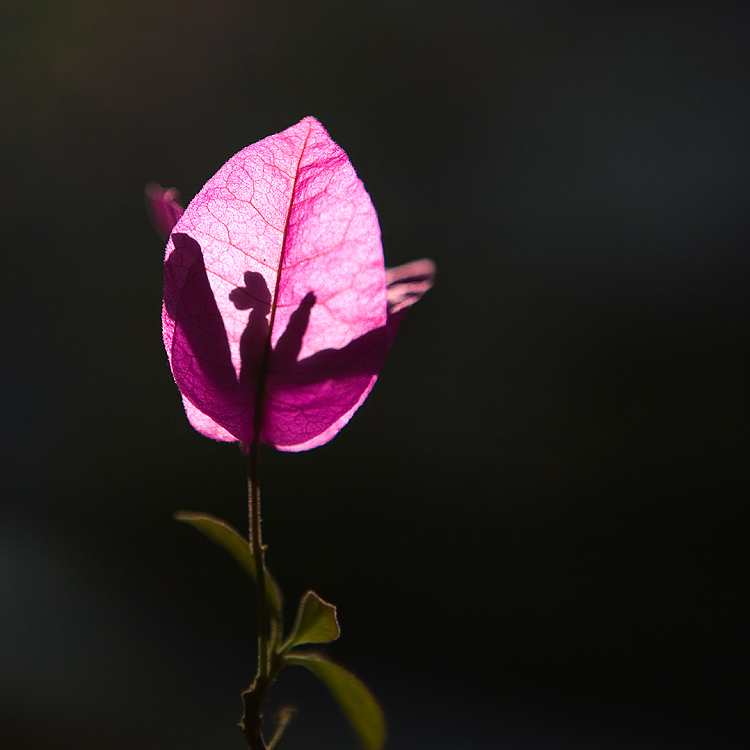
[241, 435, 271, 750]
[249, 435, 270, 683]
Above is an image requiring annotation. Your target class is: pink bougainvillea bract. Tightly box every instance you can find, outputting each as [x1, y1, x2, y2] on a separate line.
[157, 117, 433, 451]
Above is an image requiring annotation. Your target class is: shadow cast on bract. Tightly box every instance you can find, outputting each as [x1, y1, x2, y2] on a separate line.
[164, 233, 397, 448]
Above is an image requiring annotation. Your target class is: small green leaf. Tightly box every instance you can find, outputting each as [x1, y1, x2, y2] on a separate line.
[175, 511, 281, 617]
[283, 591, 340, 650]
[286, 653, 386, 750]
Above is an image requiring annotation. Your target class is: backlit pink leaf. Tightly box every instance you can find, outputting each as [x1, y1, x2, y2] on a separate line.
[161, 117, 433, 451]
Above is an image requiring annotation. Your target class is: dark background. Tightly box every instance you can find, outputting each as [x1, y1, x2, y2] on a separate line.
[2, 1, 749, 748]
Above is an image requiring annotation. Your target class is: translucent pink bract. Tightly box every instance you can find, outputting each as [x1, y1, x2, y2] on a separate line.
[161, 117, 433, 451]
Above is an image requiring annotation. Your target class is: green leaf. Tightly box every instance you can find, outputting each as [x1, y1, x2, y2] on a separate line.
[286, 653, 386, 750]
[174, 511, 281, 617]
[283, 591, 340, 650]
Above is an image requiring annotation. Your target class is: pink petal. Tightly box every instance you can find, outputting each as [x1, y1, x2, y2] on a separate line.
[386, 259, 436, 314]
[162, 117, 394, 450]
[146, 183, 184, 240]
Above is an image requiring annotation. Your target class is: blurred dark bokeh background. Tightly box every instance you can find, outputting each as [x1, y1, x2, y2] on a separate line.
[2, 1, 749, 748]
